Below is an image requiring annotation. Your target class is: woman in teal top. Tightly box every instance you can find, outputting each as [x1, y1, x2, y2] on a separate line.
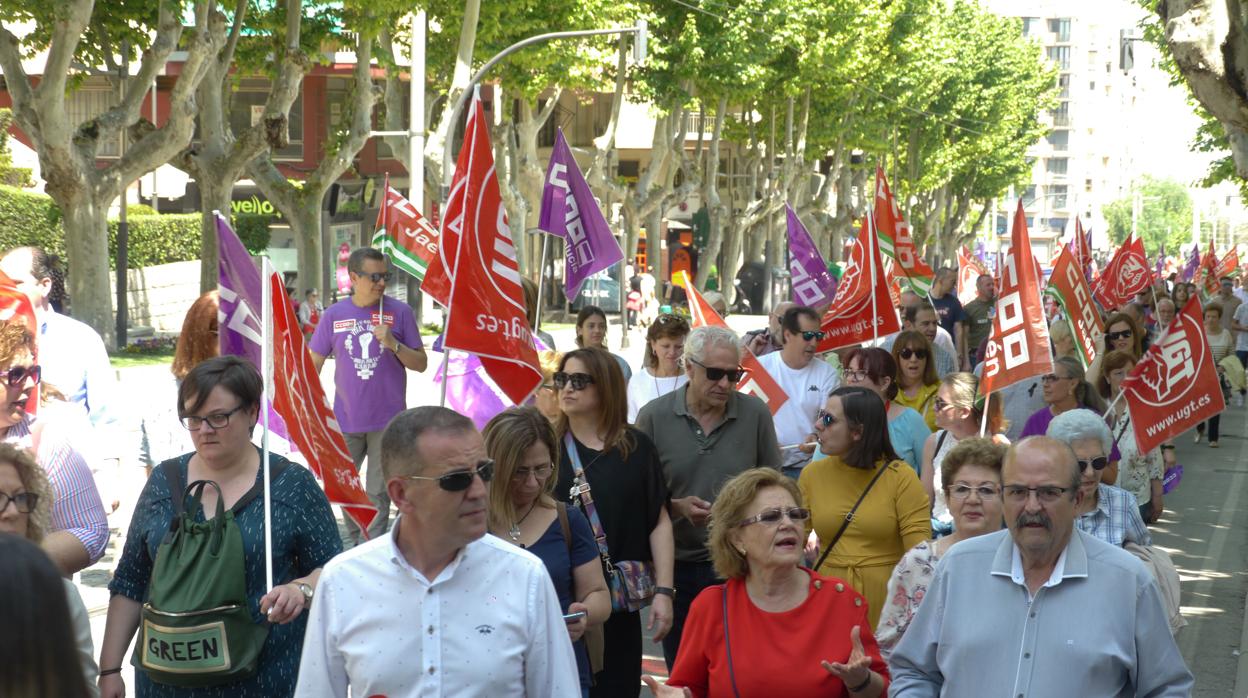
[840, 347, 931, 476]
[101, 356, 342, 697]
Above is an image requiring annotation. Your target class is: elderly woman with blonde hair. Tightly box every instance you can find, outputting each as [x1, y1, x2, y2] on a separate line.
[644, 468, 889, 698]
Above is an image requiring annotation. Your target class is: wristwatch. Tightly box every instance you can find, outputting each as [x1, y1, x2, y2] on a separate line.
[655, 586, 676, 599]
[295, 582, 314, 607]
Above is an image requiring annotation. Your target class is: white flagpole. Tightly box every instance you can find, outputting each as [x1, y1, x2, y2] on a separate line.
[260, 257, 274, 596]
[534, 233, 549, 334]
[979, 392, 990, 437]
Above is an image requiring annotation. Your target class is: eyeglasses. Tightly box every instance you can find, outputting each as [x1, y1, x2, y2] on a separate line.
[1, 364, 40, 387]
[1040, 373, 1071, 384]
[1077, 456, 1109, 472]
[801, 330, 827, 342]
[181, 405, 244, 431]
[948, 484, 1001, 500]
[1003, 484, 1073, 503]
[738, 506, 811, 527]
[512, 463, 553, 481]
[401, 459, 495, 492]
[898, 347, 927, 360]
[842, 368, 870, 383]
[815, 408, 838, 427]
[553, 372, 595, 391]
[0, 491, 38, 514]
[689, 359, 745, 384]
[1105, 330, 1132, 342]
[355, 271, 393, 283]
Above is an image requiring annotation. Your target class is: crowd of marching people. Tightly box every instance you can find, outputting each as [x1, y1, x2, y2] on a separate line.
[3, 242, 1223, 697]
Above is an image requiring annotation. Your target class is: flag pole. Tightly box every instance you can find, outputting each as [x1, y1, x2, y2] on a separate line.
[260, 256, 274, 597]
[979, 392, 990, 437]
[380, 173, 389, 322]
[534, 232, 549, 334]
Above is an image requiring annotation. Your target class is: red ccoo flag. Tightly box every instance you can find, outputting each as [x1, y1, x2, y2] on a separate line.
[440, 92, 543, 406]
[981, 202, 1052, 395]
[1122, 295, 1225, 453]
[678, 271, 788, 415]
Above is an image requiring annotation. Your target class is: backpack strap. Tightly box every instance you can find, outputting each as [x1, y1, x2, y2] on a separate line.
[557, 503, 573, 557]
[160, 454, 290, 517]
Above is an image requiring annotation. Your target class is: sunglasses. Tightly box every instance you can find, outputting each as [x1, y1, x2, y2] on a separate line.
[356, 271, 393, 283]
[1, 364, 40, 387]
[401, 459, 495, 492]
[934, 397, 952, 411]
[1105, 330, 1132, 342]
[553, 372, 595, 391]
[800, 330, 827, 342]
[738, 506, 811, 527]
[1077, 456, 1109, 472]
[899, 348, 927, 360]
[690, 358, 745, 384]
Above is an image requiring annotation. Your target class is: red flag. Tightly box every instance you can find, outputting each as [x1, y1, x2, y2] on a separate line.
[1122, 295, 1225, 453]
[1045, 245, 1105, 368]
[677, 271, 789, 415]
[1194, 239, 1220, 298]
[1072, 217, 1092, 277]
[982, 202, 1052, 394]
[874, 167, 934, 295]
[265, 272, 377, 533]
[1092, 235, 1151, 309]
[1215, 247, 1239, 280]
[371, 182, 440, 283]
[957, 246, 987, 305]
[816, 216, 901, 352]
[441, 94, 543, 405]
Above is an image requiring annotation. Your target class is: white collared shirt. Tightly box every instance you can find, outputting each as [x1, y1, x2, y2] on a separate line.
[1007, 542, 1070, 601]
[295, 521, 580, 698]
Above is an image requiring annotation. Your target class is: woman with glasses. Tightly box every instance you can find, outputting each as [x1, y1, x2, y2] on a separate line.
[1086, 312, 1144, 387]
[892, 331, 942, 431]
[0, 442, 97, 696]
[1197, 304, 1236, 448]
[627, 314, 690, 422]
[575, 306, 632, 381]
[876, 437, 1006, 658]
[551, 347, 674, 697]
[840, 347, 930, 477]
[1020, 356, 1107, 440]
[1046, 408, 1151, 547]
[100, 356, 341, 698]
[484, 407, 610, 698]
[0, 320, 107, 576]
[645, 467, 889, 697]
[921, 373, 1008, 537]
[1096, 350, 1164, 524]
[800, 386, 930, 628]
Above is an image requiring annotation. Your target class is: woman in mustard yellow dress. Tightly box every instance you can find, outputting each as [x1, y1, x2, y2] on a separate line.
[800, 386, 931, 627]
[892, 330, 941, 431]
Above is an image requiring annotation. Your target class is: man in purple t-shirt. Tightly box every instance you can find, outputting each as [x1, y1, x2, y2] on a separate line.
[310, 248, 427, 542]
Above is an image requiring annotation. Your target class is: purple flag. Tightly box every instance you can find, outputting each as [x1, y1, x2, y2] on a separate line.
[539, 129, 624, 298]
[216, 213, 292, 441]
[432, 334, 552, 429]
[786, 204, 835, 307]
[1182, 245, 1200, 283]
[1155, 243, 1166, 281]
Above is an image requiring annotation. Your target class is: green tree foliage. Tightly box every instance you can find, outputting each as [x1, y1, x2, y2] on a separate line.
[1102, 176, 1192, 254]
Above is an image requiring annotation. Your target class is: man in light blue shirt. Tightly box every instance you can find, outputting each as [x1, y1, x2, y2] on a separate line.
[889, 436, 1192, 697]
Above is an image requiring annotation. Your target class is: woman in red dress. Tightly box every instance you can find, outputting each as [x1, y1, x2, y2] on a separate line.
[644, 468, 889, 698]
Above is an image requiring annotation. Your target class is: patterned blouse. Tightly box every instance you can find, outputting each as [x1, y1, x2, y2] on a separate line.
[1111, 410, 1163, 507]
[876, 539, 940, 659]
[110, 451, 342, 697]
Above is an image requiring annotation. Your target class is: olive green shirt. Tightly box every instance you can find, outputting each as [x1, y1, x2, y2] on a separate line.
[635, 385, 783, 562]
[962, 297, 994, 358]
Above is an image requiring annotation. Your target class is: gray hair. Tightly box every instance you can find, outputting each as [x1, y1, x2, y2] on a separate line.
[1156, 298, 1175, 312]
[381, 406, 476, 478]
[1045, 408, 1112, 457]
[685, 325, 740, 364]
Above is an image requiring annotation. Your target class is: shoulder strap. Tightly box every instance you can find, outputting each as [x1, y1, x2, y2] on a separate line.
[564, 432, 613, 566]
[231, 457, 290, 514]
[721, 584, 742, 698]
[161, 459, 187, 517]
[814, 462, 892, 572]
[935, 430, 949, 456]
[557, 503, 573, 557]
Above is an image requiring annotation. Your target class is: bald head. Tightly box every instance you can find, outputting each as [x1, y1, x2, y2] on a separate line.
[1005, 436, 1080, 491]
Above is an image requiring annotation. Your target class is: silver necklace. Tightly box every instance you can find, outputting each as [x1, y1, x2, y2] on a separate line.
[509, 499, 539, 542]
[652, 366, 681, 396]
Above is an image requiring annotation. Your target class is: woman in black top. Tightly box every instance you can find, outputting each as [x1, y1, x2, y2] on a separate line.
[554, 347, 674, 698]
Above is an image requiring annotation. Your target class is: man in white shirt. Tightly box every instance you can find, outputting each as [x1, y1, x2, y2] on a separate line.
[295, 406, 580, 698]
[759, 306, 839, 478]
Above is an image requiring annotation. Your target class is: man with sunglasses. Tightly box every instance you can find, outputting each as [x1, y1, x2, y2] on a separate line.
[296, 407, 580, 697]
[310, 247, 428, 543]
[636, 325, 783, 668]
[758, 306, 840, 478]
[890, 436, 1192, 696]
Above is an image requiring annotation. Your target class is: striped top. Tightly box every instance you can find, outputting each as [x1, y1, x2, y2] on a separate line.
[5, 411, 110, 564]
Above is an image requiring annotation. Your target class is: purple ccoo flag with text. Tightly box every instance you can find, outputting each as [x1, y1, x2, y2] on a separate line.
[538, 128, 624, 298]
[786, 204, 836, 307]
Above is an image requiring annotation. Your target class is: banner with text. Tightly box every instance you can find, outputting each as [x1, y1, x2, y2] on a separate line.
[1045, 244, 1105, 369]
[982, 202, 1052, 395]
[786, 204, 836, 307]
[816, 215, 901, 352]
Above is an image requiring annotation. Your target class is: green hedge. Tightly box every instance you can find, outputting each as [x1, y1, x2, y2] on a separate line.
[0, 185, 272, 268]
